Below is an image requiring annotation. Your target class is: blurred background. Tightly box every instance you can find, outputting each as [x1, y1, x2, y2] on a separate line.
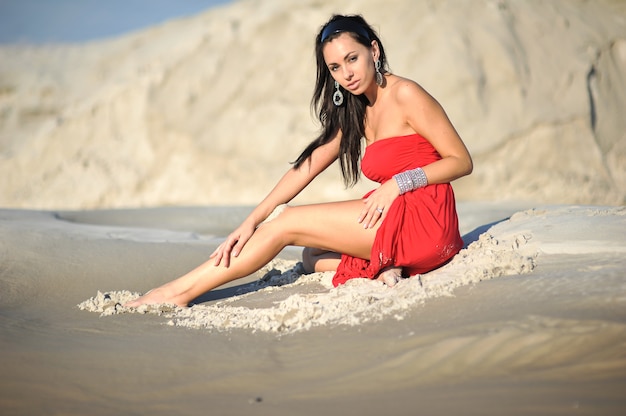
[0, 0, 624, 209]
[0, 0, 231, 44]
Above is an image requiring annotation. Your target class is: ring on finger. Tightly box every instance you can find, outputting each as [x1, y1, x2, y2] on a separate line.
[376, 207, 384, 214]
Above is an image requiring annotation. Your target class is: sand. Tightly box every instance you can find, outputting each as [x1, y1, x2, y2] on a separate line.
[1, 0, 626, 414]
[77, 204, 541, 333]
[2, 203, 625, 415]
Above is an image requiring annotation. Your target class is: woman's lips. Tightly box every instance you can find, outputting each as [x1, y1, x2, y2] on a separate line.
[346, 80, 360, 91]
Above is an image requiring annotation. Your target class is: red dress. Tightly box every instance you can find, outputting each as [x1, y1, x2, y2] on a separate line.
[332, 133, 464, 286]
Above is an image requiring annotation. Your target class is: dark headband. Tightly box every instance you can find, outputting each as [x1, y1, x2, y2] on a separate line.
[321, 18, 371, 43]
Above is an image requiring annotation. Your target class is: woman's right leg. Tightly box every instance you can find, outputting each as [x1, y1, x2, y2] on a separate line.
[126, 200, 379, 307]
[302, 248, 403, 286]
[376, 266, 403, 287]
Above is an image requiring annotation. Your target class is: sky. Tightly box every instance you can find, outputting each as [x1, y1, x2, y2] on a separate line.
[0, 0, 232, 44]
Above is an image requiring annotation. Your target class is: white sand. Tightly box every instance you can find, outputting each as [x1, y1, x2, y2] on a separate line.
[78, 205, 623, 333]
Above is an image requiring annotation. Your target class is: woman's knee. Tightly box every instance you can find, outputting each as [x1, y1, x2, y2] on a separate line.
[256, 205, 297, 243]
[302, 247, 327, 273]
[262, 205, 315, 246]
[301, 247, 341, 273]
[302, 247, 316, 273]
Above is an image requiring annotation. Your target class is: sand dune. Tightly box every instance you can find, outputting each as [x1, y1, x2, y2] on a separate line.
[1, 0, 625, 209]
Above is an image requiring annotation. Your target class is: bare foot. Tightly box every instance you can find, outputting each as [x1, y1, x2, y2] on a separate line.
[376, 267, 403, 287]
[124, 287, 188, 308]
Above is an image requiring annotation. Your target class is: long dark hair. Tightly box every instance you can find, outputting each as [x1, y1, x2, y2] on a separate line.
[292, 14, 389, 187]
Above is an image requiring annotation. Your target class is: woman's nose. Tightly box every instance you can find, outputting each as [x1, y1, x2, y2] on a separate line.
[342, 66, 352, 80]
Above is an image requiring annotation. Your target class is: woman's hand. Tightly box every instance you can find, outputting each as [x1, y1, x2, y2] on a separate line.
[357, 180, 400, 229]
[209, 221, 256, 267]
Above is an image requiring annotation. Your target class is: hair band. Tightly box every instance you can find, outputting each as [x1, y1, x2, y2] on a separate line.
[321, 19, 371, 43]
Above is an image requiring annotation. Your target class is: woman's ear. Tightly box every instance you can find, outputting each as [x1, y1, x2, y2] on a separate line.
[370, 40, 380, 61]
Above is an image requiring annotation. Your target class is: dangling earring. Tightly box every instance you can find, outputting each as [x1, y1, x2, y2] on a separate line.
[333, 80, 344, 106]
[375, 59, 383, 86]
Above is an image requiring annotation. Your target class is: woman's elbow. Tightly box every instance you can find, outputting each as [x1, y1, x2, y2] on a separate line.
[455, 154, 473, 178]
[464, 156, 473, 176]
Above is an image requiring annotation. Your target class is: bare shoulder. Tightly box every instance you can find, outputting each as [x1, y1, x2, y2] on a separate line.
[387, 76, 431, 103]
[384, 76, 462, 147]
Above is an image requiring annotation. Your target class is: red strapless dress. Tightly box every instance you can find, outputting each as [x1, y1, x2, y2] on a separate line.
[332, 133, 464, 286]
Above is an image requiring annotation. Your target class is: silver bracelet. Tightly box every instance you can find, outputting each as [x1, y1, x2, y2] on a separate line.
[393, 167, 428, 195]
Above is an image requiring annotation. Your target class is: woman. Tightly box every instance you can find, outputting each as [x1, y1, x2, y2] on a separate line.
[126, 14, 472, 308]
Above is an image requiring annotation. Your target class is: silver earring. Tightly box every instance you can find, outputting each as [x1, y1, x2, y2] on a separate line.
[333, 80, 344, 106]
[375, 59, 383, 86]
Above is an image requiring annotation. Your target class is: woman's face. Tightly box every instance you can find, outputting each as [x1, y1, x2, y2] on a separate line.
[322, 33, 378, 96]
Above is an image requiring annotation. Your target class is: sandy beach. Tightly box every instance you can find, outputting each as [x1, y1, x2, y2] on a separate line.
[1, 203, 625, 415]
[1, 0, 625, 414]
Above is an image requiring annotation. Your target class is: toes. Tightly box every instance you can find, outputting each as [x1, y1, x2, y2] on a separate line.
[382, 273, 399, 287]
[378, 268, 402, 287]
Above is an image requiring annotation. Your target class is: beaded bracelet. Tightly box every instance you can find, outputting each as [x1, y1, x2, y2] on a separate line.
[393, 167, 428, 194]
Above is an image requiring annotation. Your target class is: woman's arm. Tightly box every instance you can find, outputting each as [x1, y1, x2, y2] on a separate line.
[247, 132, 341, 226]
[398, 80, 473, 183]
[211, 131, 341, 266]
